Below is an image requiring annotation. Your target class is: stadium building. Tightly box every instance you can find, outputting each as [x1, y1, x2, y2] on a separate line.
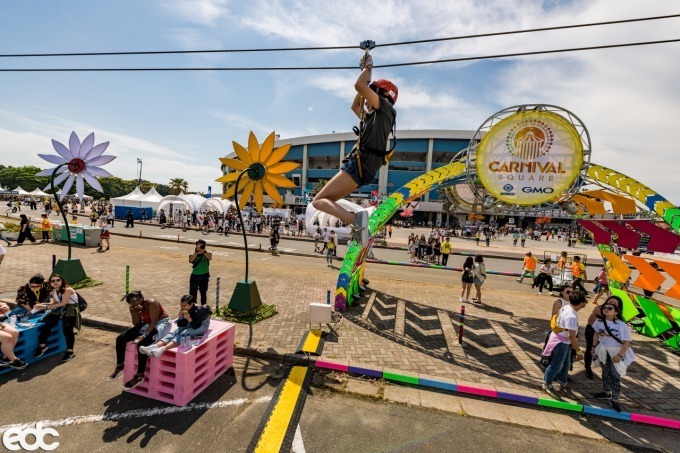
[221, 129, 476, 224]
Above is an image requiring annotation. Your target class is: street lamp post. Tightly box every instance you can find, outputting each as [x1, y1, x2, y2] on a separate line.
[137, 158, 143, 187]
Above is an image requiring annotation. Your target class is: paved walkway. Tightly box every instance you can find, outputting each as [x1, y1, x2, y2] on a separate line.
[1, 238, 679, 422]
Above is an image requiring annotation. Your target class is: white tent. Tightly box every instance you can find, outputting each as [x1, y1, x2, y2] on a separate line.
[12, 186, 30, 196]
[110, 187, 145, 208]
[28, 188, 52, 197]
[158, 194, 235, 214]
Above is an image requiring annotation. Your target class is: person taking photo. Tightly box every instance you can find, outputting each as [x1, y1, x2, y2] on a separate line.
[189, 239, 212, 306]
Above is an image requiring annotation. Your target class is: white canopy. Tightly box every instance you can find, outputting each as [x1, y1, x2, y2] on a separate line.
[138, 187, 163, 203]
[12, 186, 30, 196]
[158, 194, 235, 214]
[28, 188, 52, 197]
[111, 187, 155, 208]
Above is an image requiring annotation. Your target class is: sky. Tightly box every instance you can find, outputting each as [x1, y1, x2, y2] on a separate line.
[0, 0, 678, 204]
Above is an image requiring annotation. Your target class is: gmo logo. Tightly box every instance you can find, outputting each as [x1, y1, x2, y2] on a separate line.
[503, 184, 514, 192]
[522, 187, 555, 194]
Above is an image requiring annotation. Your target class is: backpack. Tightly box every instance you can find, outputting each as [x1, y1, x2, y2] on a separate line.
[76, 292, 88, 312]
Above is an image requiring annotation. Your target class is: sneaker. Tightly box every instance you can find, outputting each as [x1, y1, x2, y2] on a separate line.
[353, 210, 369, 247]
[138, 345, 156, 356]
[9, 358, 28, 370]
[60, 351, 75, 363]
[549, 292, 555, 296]
[34, 345, 48, 358]
[459, 297, 465, 302]
[610, 400, 622, 413]
[108, 365, 124, 381]
[516, 279, 521, 282]
[97, 247, 102, 251]
[541, 382, 554, 395]
[585, 369, 594, 379]
[594, 391, 611, 400]
[124, 374, 145, 389]
[538, 291, 543, 294]
[0, 357, 11, 367]
[149, 347, 165, 358]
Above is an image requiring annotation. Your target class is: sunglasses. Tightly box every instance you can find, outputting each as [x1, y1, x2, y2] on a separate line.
[50, 279, 61, 283]
[564, 290, 573, 295]
[602, 305, 616, 311]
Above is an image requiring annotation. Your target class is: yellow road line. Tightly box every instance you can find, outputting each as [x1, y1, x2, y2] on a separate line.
[254, 366, 308, 453]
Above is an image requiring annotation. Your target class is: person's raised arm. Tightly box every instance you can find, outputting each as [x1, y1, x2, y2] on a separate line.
[353, 55, 379, 113]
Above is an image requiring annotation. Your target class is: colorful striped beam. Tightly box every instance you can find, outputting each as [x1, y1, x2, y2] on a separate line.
[630, 413, 680, 429]
[583, 405, 631, 421]
[313, 361, 680, 429]
[314, 358, 349, 372]
[348, 364, 383, 379]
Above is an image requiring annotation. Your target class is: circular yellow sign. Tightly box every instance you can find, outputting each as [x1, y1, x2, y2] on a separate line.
[476, 110, 583, 205]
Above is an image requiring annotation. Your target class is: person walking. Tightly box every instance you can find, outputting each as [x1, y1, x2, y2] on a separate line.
[571, 255, 588, 294]
[97, 219, 111, 251]
[542, 291, 588, 395]
[534, 258, 555, 295]
[189, 239, 212, 306]
[0, 221, 12, 246]
[517, 251, 538, 284]
[471, 255, 486, 303]
[125, 209, 134, 228]
[592, 267, 610, 305]
[460, 257, 474, 302]
[16, 214, 37, 245]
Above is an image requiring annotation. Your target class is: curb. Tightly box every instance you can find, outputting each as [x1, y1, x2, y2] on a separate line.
[310, 357, 680, 431]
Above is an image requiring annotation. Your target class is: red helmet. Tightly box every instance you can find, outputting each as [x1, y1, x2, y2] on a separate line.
[369, 79, 398, 104]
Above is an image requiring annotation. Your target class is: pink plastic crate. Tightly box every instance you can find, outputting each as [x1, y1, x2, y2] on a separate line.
[123, 319, 235, 406]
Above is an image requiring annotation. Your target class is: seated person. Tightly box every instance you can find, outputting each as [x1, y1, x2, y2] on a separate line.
[0, 306, 28, 369]
[0, 274, 51, 322]
[109, 291, 172, 389]
[140, 295, 211, 357]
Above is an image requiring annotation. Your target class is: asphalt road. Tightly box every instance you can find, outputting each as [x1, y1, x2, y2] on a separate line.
[0, 330, 638, 453]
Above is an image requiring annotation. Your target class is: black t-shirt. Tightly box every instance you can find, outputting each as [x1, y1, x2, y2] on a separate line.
[360, 95, 396, 152]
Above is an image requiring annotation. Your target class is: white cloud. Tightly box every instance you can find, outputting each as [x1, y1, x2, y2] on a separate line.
[160, 0, 230, 27]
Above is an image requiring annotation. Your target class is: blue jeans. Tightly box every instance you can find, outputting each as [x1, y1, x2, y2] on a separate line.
[0, 231, 10, 245]
[160, 323, 209, 345]
[544, 341, 572, 386]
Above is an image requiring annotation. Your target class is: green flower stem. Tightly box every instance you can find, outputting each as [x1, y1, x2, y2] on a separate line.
[51, 164, 72, 260]
[234, 169, 250, 282]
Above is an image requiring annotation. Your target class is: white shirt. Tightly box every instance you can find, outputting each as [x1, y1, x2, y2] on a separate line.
[0, 244, 6, 256]
[556, 304, 579, 338]
[539, 264, 554, 274]
[592, 319, 632, 348]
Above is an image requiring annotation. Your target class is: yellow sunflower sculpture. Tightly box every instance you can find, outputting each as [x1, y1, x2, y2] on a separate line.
[217, 131, 300, 212]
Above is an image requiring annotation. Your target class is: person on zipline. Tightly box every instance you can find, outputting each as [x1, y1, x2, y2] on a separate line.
[312, 53, 397, 247]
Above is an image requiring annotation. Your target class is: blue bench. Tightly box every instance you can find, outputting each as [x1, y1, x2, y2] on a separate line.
[0, 317, 67, 375]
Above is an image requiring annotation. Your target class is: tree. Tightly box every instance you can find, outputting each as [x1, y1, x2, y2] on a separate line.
[169, 178, 189, 196]
[312, 179, 328, 194]
[155, 184, 171, 196]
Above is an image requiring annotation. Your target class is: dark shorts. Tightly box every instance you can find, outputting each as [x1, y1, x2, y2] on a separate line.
[341, 153, 383, 186]
[462, 276, 474, 284]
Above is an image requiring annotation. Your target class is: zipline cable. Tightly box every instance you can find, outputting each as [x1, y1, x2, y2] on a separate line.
[0, 38, 677, 72]
[0, 13, 678, 58]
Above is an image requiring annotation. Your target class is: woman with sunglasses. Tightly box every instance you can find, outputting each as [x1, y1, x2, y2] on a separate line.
[551, 284, 574, 317]
[33, 274, 80, 362]
[584, 295, 621, 379]
[592, 299, 634, 412]
[109, 291, 171, 389]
